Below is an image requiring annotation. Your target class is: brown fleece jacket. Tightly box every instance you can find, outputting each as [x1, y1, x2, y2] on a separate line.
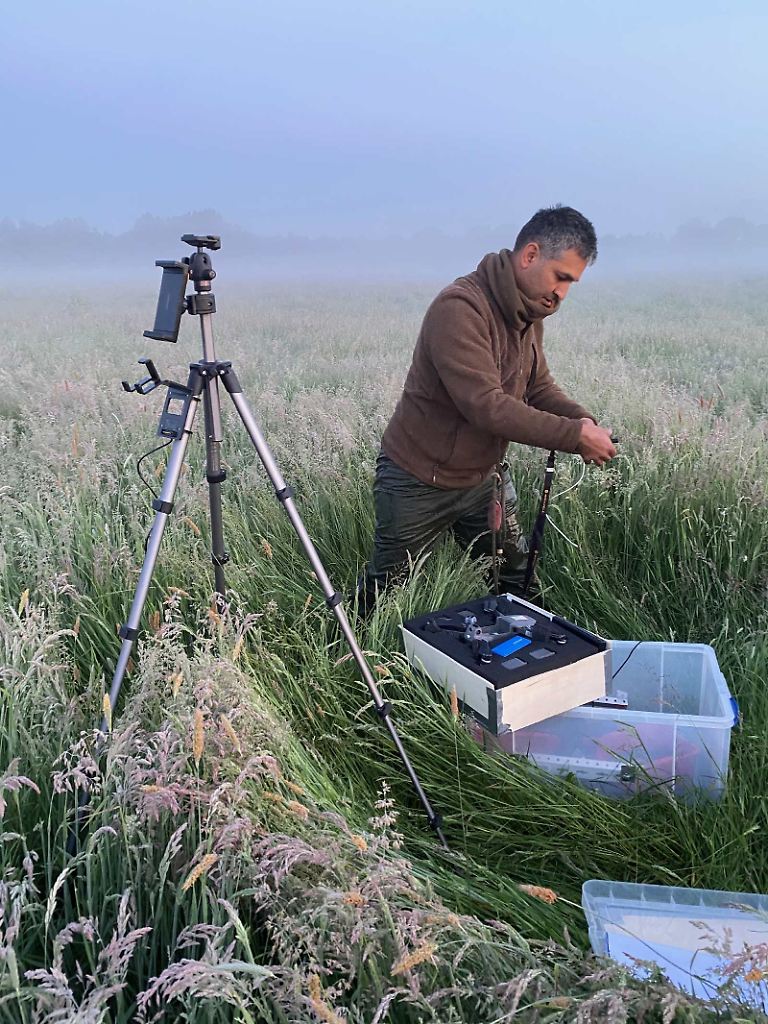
[381, 249, 595, 488]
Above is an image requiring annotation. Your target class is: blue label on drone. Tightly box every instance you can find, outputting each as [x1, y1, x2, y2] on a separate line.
[491, 635, 532, 657]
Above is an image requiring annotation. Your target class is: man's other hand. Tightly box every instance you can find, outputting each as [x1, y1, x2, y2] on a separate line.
[577, 419, 616, 466]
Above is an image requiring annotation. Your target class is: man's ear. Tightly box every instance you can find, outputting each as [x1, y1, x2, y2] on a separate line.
[520, 242, 540, 268]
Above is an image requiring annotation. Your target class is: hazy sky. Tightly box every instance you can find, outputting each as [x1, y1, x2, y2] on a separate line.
[4, 1, 766, 237]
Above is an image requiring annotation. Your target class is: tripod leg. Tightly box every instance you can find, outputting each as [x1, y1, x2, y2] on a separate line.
[201, 376, 229, 599]
[103, 369, 204, 731]
[219, 365, 447, 848]
[69, 369, 205, 853]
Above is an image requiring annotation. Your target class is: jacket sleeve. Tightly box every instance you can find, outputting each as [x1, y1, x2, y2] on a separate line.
[424, 295, 585, 453]
[526, 341, 597, 423]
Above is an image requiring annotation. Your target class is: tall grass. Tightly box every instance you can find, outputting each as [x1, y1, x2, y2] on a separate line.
[1, 275, 767, 1020]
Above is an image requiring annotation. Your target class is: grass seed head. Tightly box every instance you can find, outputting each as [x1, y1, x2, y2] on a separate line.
[426, 912, 461, 929]
[182, 516, 202, 537]
[102, 693, 112, 732]
[518, 884, 558, 904]
[286, 800, 309, 820]
[219, 714, 242, 755]
[391, 941, 437, 976]
[307, 975, 344, 1024]
[343, 891, 366, 907]
[450, 685, 459, 719]
[181, 852, 218, 893]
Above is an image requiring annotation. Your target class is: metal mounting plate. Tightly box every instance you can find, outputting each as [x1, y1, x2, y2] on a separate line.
[158, 385, 192, 439]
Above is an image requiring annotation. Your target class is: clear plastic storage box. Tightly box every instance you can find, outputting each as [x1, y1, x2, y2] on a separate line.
[582, 879, 768, 1007]
[471, 641, 737, 798]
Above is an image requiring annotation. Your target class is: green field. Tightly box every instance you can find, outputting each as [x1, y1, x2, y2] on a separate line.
[1, 276, 768, 1021]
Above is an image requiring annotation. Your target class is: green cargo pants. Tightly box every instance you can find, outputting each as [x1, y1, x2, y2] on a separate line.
[360, 451, 536, 612]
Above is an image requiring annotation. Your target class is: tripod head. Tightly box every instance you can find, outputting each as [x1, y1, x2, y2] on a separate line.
[132, 232, 226, 441]
[182, 235, 219, 294]
[182, 234, 221, 251]
[144, 234, 220, 343]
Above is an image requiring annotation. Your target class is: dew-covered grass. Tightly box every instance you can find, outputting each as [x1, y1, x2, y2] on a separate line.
[1, 274, 767, 1020]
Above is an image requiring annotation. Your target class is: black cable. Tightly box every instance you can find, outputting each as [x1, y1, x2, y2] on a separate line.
[611, 640, 644, 680]
[135, 439, 173, 553]
[136, 439, 173, 500]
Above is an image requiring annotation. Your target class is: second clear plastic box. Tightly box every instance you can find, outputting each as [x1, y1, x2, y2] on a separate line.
[582, 879, 768, 1007]
[471, 641, 737, 798]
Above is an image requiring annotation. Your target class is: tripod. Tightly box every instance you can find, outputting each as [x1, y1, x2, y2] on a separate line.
[108, 235, 447, 847]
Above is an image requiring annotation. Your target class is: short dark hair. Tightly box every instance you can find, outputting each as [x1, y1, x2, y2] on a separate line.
[514, 205, 598, 264]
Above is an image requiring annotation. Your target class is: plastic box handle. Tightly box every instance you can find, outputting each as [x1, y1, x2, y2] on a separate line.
[730, 697, 740, 728]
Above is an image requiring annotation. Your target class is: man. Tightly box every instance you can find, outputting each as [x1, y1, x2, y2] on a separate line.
[358, 205, 616, 612]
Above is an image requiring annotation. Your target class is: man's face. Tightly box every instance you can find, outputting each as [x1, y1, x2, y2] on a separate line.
[515, 244, 588, 311]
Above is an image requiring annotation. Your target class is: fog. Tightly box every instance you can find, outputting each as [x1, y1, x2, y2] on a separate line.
[3, 0, 767, 279]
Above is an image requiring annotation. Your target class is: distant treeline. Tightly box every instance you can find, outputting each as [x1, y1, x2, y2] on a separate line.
[3, 210, 768, 277]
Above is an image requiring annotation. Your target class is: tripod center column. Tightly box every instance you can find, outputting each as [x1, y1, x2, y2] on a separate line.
[187, 241, 230, 598]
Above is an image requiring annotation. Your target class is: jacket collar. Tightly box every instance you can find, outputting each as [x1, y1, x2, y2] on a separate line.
[474, 249, 557, 329]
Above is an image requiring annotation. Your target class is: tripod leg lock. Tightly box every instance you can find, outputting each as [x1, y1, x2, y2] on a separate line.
[118, 624, 139, 642]
[151, 498, 174, 515]
[212, 552, 230, 567]
[219, 365, 243, 394]
[374, 701, 392, 719]
[325, 591, 342, 609]
[428, 812, 444, 833]
[206, 469, 227, 484]
[275, 485, 295, 504]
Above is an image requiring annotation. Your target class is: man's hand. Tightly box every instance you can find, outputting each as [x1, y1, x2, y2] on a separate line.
[577, 418, 616, 466]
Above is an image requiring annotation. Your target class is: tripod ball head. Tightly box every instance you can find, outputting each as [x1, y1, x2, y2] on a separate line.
[181, 235, 219, 287]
